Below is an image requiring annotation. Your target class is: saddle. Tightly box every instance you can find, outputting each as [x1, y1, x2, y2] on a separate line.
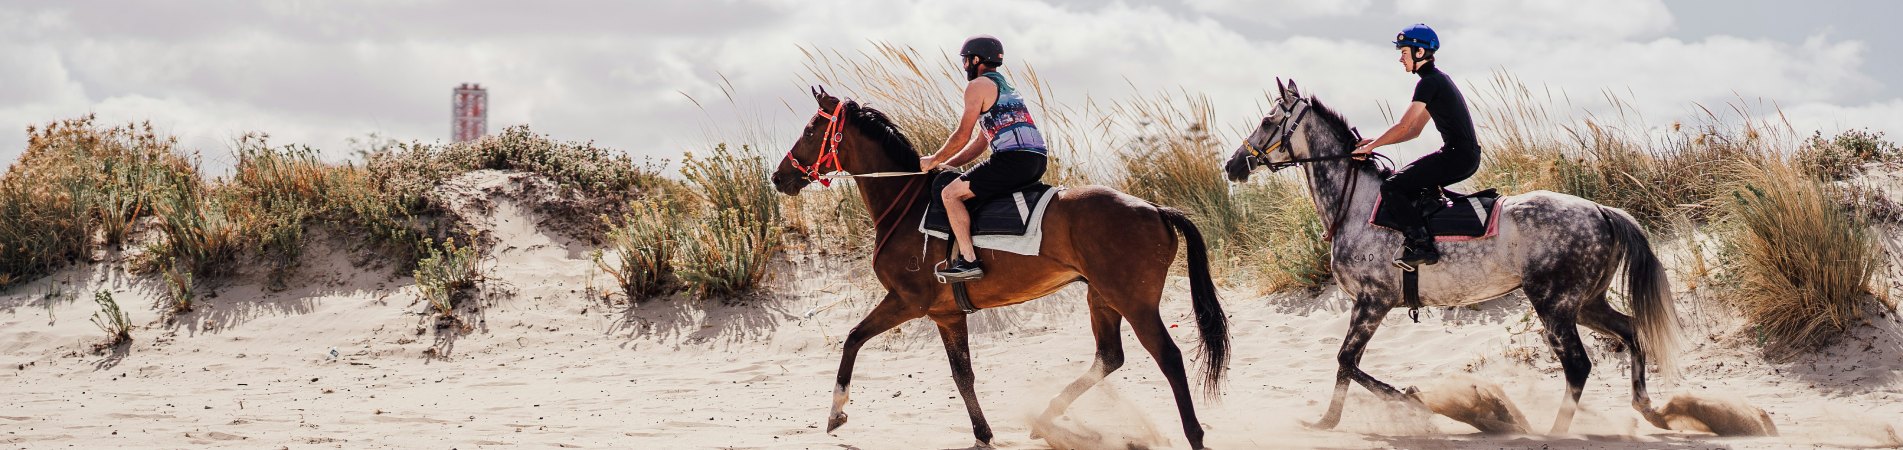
[922, 171, 1054, 236]
[1371, 188, 1503, 239]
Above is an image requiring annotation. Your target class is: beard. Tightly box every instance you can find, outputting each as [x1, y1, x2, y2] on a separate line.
[965, 62, 981, 81]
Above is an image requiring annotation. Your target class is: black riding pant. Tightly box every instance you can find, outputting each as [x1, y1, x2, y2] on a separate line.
[960, 150, 1048, 203]
[1380, 148, 1480, 228]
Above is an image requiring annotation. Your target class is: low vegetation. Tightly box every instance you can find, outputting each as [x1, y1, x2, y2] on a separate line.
[1720, 158, 1890, 358]
[90, 290, 133, 348]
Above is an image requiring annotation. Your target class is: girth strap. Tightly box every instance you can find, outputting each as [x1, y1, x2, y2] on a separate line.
[1403, 269, 1421, 323]
[953, 282, 977, 314]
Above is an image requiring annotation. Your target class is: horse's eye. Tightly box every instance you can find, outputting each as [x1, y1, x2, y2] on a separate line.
[1261, 117, 1275, 128]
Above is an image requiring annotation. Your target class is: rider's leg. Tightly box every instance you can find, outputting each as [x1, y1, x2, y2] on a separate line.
[941, 179, 980, 262]
[1383, 150, 1474, 269]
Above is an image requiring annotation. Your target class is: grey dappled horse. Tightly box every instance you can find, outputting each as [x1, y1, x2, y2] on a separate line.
[1223, 79, 1684, 434]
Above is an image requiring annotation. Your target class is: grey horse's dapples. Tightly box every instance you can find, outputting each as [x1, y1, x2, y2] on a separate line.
[1224, 79, 1685, 434]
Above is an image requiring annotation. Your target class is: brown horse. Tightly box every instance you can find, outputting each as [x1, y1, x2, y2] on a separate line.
[772, 87, 1229, 449]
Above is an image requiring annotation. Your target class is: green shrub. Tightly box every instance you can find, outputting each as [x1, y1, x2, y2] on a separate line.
[596, 198, 682, 299]
[90, 290, 132, 347]
[1795, 129, 1900, 180]
[676, 209, 778, 299]
[674, 144, 782, 299]
[414, 237, 481, 318]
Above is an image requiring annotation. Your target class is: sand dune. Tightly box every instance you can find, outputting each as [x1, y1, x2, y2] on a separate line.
[3, 170, 1901, 449]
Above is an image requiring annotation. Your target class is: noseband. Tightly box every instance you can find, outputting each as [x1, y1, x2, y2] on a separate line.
[788, 101, 849, 187]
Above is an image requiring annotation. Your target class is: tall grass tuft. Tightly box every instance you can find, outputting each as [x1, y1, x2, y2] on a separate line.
[0, 117, 193, 289]
[90, 290, 133, 347]
[1721, 158, 1890, 358]
[1469, 72, 1778, 227]
[596, 197, 682, 300]
[228, 135, 335, 288]
[1231, 178, 1332, 291]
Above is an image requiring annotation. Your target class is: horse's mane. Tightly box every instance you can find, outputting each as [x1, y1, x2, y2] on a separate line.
[843, 100, 920, 167]
[1304, 96, 1357, 154]
[1304, 96, 1385, 176]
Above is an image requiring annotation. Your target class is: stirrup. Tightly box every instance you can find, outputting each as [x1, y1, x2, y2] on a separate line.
[934, 259, 985, 283]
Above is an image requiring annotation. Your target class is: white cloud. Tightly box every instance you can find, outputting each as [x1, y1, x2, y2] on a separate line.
[1397, 0, 1675, 40]
[1182, 0, 1373, 23]
[0, 0, 1896, 172]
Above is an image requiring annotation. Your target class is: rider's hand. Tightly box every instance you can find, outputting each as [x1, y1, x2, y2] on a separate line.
[919, 156, 938, 172]
[1351, 144, 1375, 160]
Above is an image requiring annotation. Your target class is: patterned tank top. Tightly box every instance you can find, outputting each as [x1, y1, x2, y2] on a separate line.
[978, 72, 1047, 155]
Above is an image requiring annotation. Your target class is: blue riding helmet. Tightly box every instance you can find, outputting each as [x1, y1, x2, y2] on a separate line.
[1393, 23, 1439, 51]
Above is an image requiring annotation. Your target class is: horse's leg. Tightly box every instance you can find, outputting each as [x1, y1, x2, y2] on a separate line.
[931, 313, 993, 447]
[1035, 294, 1125, 425]
[1313, 295, 1409, 430]
[1531, 293, 1592, 435]
[1125, 306, 1205, 449]
[1579, 294, 1669, 428]
[827, 293, 924, 433]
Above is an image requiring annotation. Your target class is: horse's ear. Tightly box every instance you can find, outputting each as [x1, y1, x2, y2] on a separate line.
[1275, 78, 1287, 99]
[1285, 79, 1302, 100]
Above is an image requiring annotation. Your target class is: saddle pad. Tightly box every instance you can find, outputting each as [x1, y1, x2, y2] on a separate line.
[1371, 188, 1503, 241]
[922, 171, 1054, 236]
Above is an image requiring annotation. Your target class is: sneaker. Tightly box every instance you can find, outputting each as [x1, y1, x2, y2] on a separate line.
[935, 257, 985, 283]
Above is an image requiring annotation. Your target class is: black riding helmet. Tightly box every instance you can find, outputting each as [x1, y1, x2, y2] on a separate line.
[959, 35, 1004, 80]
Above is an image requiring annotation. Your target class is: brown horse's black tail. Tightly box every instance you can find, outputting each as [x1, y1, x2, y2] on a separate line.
[1159, 207, 1229, 397]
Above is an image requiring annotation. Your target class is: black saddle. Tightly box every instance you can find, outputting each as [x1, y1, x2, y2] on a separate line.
[922, 171, 1054, 236]
[1371, 188, 1501, 237]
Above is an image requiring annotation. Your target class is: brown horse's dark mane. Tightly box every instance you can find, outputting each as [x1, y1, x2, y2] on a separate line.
[841, 100, 920, 168]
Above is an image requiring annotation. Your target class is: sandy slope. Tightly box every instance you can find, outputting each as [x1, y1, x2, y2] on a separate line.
[3, 170, 1901, 449]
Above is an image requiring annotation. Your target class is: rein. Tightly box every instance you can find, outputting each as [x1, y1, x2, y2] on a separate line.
[1245, 96, 1381, 241]
[788, 101, 931, 257]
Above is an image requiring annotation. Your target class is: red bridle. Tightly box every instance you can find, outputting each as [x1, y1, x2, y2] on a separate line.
[790, 101, 848, 187]
[786, 98, 929, 258]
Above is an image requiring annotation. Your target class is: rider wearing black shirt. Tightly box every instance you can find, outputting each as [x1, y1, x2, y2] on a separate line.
[1352, 23, 1481, 271]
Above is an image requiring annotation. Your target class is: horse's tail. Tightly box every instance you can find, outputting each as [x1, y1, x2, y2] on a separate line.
[1600, 206, 1683, 379]
[1158, 206, 1229, 397]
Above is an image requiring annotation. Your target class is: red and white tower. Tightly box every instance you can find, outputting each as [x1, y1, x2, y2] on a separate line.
[452, 83, 487, 142]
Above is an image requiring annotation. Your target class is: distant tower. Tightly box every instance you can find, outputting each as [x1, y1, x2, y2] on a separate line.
[452, 83, 487, 142]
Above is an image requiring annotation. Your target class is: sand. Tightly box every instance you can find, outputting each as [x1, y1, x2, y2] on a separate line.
[4, 170, 1902, 449]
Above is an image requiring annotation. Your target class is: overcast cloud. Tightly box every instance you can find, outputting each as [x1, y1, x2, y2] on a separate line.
[1, 0, 1896, 170]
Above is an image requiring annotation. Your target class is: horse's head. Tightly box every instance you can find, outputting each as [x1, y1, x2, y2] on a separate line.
[1226, 78, 1318, 182]
[772, 86, 848, 195]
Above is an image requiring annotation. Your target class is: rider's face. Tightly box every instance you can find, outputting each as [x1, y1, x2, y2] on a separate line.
[1397, 47, 1415, 72]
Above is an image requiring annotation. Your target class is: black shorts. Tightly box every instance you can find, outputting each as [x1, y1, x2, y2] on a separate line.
[960, 150, 1047, 203]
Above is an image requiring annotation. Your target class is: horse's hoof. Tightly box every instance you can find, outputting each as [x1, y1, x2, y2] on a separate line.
[826, 411, 849, 433]
[1401, 386, 1426, 405]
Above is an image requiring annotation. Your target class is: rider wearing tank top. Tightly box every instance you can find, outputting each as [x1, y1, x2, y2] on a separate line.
[918, 35, 1049, 282]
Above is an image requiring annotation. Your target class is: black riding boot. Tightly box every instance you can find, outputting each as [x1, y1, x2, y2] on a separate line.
[1392, 193, 1442, 271]
[1394, 225, 1440, 271]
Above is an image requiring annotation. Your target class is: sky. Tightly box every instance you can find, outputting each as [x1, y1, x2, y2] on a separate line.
[2, 0, 1897, 171]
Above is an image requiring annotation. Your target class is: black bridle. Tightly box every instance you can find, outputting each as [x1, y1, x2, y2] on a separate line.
[1243, 96, 1366, 172]
[1241, 95, 1385, 241]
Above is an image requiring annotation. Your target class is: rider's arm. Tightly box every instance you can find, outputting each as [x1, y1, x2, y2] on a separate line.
[1354, 101, 1429, 155]
[923, 77, 997, 169]
[944, 129, 990, 167]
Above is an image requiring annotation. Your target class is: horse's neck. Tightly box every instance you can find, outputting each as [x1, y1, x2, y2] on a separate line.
[1305, 147, 1380, 235]
[844, 138, 924, 243]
